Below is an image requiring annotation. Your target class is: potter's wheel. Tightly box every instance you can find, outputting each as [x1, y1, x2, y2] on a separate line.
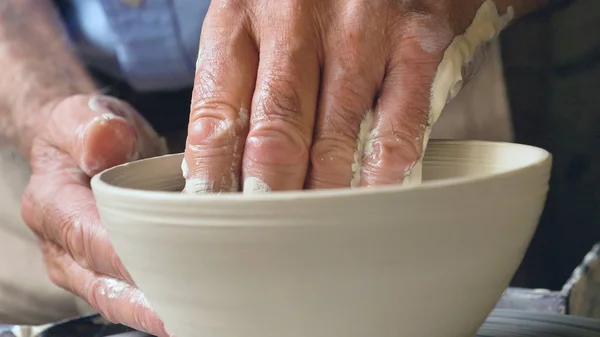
[2, 309, 599, 337]
[477, 310, 600, 336]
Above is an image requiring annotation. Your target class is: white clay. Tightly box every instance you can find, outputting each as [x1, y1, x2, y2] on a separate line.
[180, 157, 189, 180]
[243, 177, 272, 194]
[183, 177, 214, 194]
[92, 140, 552, 337]
[350, 110, 375, 187]
[404, 0, 514, 185]
[348, 1, 513, 187]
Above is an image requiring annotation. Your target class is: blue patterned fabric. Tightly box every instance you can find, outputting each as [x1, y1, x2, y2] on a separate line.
[60, 0, 210, 92]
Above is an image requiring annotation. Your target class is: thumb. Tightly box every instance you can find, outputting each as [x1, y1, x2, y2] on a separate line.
[45, 94, 139, 176]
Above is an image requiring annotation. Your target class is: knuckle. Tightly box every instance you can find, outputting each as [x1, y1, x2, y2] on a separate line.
[187, 115, 237, 154]
[190, 96, 240, 125]
[57, 212, 83, 258]
[395, 13, 454, 57]
[38, 202, 56, 241]
[40, 244, 66, 287]
[334, 43, 373, 74]
[212, 0, 247, 16]
[246, 124, 309, 168]
[21, 184, 41, 233]
[309, 135, 355, 169]
[371, 130, 422, 168]
[85, 282, 107, 320]
[330, 2, 389, 62]
[42, 200, 88, 268]
[189, 100, 242, 150]
[268, 0, 305, 23]
[338, 3, 374, 42]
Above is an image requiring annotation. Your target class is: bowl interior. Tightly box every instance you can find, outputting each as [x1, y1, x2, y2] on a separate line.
[94, 140, 551, 194]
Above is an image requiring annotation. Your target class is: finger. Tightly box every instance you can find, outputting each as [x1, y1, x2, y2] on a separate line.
[306, 7, 387, 189]
[243, 6, 320, 192]
[183, 2, 257, 193]
[88, 95, 169, 159]
[45, 94, 139, 176]
[23, 161, 133, 284]
[360, 21, 450, 186]
[41, 242, 170, 337]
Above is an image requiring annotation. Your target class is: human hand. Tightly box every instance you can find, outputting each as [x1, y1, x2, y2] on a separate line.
[21, 95, 170, 336]
[183, 0, 538, 193]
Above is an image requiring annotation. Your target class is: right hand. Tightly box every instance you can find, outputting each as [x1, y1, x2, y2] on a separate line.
[21, 94, 170, 336]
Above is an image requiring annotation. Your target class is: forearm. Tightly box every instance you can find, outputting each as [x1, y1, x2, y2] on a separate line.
[0, 0, 96, 155]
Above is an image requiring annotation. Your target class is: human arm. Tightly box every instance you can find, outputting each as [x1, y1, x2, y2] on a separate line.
[0, 0, 95, 154]
[0, 1, 168, 335]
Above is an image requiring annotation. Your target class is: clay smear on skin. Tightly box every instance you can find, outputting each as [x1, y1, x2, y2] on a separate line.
[243, 177, 271, 194]
[350, 110, 418, 187]
[182, 107, 249, 194]
[94, 277, 155, 333]
[350, 1, 513, 186]
[350, 110, 375, 188]
[95, 277, 151, 307]
[408, 0, 513, 185]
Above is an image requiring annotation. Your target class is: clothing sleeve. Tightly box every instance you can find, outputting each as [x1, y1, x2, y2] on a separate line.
[58, 0, 210, 92]
[95, 0, 210, 92]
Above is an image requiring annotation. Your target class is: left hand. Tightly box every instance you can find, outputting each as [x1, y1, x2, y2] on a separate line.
[21, 95, 170, 336]
[182, 0, 538, 192]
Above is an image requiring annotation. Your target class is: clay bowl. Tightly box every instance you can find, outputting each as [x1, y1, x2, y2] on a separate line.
[91, 140, 552, 337]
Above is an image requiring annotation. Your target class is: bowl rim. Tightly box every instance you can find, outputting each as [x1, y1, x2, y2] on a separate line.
[91, 140, 552, 203]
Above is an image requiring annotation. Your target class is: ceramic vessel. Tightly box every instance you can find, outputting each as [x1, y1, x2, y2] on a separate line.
[91, 140, 552, 337]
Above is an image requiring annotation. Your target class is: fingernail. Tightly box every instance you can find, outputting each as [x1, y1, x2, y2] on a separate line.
[78, 97, 139, 174]
[88, 95, 113, 113]
[88, 95, 137, 135]
[88, 95, 139, 160]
